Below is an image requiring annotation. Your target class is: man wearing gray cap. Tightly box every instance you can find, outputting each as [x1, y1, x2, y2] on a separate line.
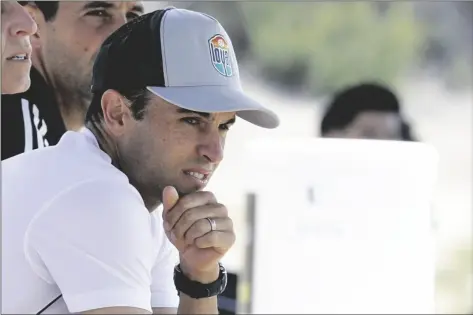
[2, 7, 279, 315]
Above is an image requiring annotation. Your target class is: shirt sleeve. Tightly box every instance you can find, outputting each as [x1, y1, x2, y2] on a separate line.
[25, 179, 155, 313]
[150, 212, 180, 309]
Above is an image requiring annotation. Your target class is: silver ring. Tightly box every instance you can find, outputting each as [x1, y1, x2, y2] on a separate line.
[206, 217, 217, 231]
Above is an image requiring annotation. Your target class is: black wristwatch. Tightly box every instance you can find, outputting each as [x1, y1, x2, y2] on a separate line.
[173, 262, 227, 299]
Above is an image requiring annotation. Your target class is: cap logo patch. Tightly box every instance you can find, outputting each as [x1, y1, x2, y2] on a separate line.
[209, 34, 233, 77]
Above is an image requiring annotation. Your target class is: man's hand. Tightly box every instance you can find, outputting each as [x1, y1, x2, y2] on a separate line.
[162, 186, 235, 281]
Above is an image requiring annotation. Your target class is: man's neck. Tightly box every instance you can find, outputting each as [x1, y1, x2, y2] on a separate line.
[56, 94, 89, 131]
[86, 122, 163, 212]
[33, 61, 89, 131]
[86, 121, 120, 168]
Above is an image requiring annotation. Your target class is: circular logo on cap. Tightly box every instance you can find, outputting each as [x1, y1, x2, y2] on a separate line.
[208, 34, 233, 77]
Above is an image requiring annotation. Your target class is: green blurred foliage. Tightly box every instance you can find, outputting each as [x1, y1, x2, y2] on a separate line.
[242, 2, 424, 96]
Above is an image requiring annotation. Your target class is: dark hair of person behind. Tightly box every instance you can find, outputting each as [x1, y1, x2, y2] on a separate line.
[320, 82, 401, 135]
[85, 88, 152, 124]
[19, 1, 59, 22]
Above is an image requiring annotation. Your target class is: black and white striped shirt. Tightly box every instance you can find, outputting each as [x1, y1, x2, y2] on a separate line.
[1, 67, 66, 160]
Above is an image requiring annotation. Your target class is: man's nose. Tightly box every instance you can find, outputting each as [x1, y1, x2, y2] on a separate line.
[197, 131, 225, 164]
[10, 5, 37, 37]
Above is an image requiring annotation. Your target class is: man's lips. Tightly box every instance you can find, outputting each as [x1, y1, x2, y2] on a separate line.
[6, 54, 29, 61]
[6, 47, 32, 61]
[183, 168, 212, 182]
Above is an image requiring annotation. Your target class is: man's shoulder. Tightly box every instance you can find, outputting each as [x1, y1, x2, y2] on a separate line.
[3, 130, 110, 172]
[29, 177, 147, 230]
[4, 157, 140, 208]
[2, 132, 139, 214]
[52, 177, 144, 211]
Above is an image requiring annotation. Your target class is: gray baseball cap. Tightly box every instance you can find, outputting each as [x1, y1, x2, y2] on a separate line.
[91, 7, 280, 129]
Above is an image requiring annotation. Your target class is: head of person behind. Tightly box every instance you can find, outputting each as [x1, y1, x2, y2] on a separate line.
[1, 1, 37, 95]
[20, 1, 144, 130]
[320, 82, 417, 141]
[85, 8, 280, 210]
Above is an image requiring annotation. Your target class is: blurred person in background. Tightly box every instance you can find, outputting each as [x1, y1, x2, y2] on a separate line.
[320, 82, 417, 141]
[1, 1, 144, 160]
[1, 1, 37, 95]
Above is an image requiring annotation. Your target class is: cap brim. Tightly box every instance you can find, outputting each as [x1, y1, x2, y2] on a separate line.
[147, 86, 280, 129]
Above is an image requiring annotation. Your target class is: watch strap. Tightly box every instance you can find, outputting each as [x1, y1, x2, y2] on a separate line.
[173, 263, 227, 299]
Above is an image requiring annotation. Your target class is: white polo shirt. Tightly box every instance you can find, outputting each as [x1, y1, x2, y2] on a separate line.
[2, 128, 179, 314]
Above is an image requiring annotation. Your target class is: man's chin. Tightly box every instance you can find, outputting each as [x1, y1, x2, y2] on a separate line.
[175, 184, 207, 197]
[176, 173, 211, 195]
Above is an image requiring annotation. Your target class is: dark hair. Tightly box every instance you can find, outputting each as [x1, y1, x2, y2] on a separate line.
[19, 1, 59, 22]
[320, 82, 401, 135]
[85, 88, 152, 124]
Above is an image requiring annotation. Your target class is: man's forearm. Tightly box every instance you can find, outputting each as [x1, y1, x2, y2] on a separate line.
[178, 293, 218, 314]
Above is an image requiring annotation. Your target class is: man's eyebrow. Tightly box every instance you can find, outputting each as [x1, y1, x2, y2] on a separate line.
[176, 108, 236, 124]
[81, 2, 144, 14]
[82, 1, 114, 11]
[176, 108, 210, 118]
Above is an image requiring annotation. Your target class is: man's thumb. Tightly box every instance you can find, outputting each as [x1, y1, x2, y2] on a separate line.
[162, 186, 179, 212]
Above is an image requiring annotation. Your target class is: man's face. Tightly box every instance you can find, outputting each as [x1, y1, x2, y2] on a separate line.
[326, 111, 402, 140]
[1, 1, 37, 94]
[117, 93, 236, 206]
[30, 1, 143, 105]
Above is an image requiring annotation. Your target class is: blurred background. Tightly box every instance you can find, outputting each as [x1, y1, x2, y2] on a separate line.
[147, 1, 472, 313]
[146, 1, 472, 314]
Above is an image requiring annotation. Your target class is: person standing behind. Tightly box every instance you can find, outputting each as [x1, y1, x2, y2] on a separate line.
[1, 1, 144, 160]
[320, 82, 417, 141]
[1, 0, 37, 95]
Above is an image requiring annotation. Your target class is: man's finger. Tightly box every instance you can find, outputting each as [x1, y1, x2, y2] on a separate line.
[162, 186, 179, 215]
[164, 191, 217, 231]
[184, 217, 233, 245]
[194, 231, 236, 252]
[171, 203, 228, 239]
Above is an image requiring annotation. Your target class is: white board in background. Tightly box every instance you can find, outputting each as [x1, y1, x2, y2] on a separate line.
[243, 138, 438, 314]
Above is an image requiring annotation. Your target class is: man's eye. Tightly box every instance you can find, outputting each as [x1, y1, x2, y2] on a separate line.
[219, 124, 231, 131]
[183, 118, 201, 125]
[86, 9, 111, 18]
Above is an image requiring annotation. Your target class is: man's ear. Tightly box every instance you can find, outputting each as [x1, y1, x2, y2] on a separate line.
[24, 4, 44, 50]
[101, 90, 132, 136]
